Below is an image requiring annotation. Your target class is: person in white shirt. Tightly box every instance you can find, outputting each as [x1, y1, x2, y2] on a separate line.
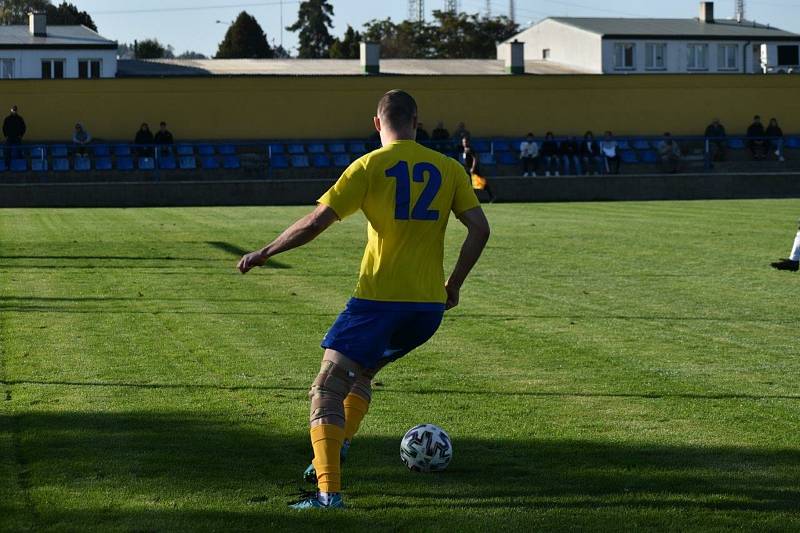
[519, 132, 538, 177]
[599, 131, 621, 175]
[771, 219, 800, 272]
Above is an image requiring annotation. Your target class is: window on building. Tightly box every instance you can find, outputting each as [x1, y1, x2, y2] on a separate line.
[614, 43, 636, 70]
[0, 59, 14, 79]
[687, 44, 709, 70]
[645, 43, 667, 70]
[777, 45, 800, 66]
[78, 59, 101, 79]
[718, 44, 738, 70]
[41, 59, 65, 79]
[542, 48, 550, 60]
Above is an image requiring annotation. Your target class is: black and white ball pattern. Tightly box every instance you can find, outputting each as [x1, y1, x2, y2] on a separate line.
[400, 424, 452, 472]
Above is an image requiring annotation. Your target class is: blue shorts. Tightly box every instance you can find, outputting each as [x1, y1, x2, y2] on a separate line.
[321, 298, 445, 369]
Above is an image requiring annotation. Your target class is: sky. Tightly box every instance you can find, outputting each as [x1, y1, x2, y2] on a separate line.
[67, 0, 800, 57]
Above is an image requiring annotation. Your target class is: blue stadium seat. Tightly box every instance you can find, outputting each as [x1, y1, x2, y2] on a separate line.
[51, 145, 68, 158]
[291, 155, 310, 168]
[270, 155, 289, 169]
[472, 140, 491, 152]
[621, 150, 638, 164]
[478, 153, 496, 166]
[728, 138, 746, 150]
[617, 139, 631, 150]
[268, 143, 284, 155]
[287, 143, 305, 154]
[176, 144, 194, 156]
[30, 146, 46, 158]
[328, 143, 346, 154]
[0, 159, 6, 172]
[641, 150, 658, 164]
[95, 157, 112, 171]
[159, 156, 177, 170]
[10, 159, 26, 172]
[116, 157, 134, 171]
[179, 156, 197, 170]
[333, 153, 351, 167]
[114, 144, 132, 156]
[74, 157, 91, 171]
[493, 140, 511, 152]
[52, 158, 70, 172]
[93, 144, 110, 157]
[222, 155, 241, 169]
[498, 152, 518, 165]
[218, 144, 236, 155]
[313, 154, 331, 168]
[31, 158, 47, 172]
[138, 157, 155, 170]
[632, 139, 651, 150]
[198, 144, 215, 156]
[786, 136, 800, 149]
[348, 142, 367, 154]
[201, 156, 219, 169]
[308, 143, 325, 154]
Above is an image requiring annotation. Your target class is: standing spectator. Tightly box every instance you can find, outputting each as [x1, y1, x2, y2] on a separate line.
[541, 132, 560, 176]
[72, 123, 91, 156]
[134, 123, 154, 157]
[704, 118, 727, 162]
[416, 122, 430, 142]
[461, 136, 495, 202]
[431, 121, 449, 140]
[658, 132, 681, 173]
[154, 121, 174, 156]
[766, 117, 785, 162]
[519, 133, 538, 177]
[452, 122, 470, 143]
[580, 131, 603, 175]
[3, 105, 26, 164]
[600, 131, 621, 174]
[560, 136, 581, 175]
[747, 115, 768, 160]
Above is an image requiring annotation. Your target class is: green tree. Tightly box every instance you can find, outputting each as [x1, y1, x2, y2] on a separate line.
[286, 0, 334, 59]
[329, 25, 361, 59]
[362, 18, 433, 58]
[215, 11, 273, 59]
[0, 0, 50, 24]
[46, 1, 96, 31]
[135, 39, 172, 60]
[177, 51, 208, 60]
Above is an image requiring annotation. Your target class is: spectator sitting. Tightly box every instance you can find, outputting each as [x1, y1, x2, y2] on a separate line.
[519, 132, 539, 177]
[461, 136, 495, 202]
[657, 132, 681, 173]
[599, 131, 621, 174]
[72, 122, 91, 156]
[540, 132, 560, 176]
[134, 123, 154, 157]
[704, 117, 727, 162]
[431, 121, 449, 151]
[560, 136, 581, 175]
[3, 105, 26, 165]
[747, 115, 768, 160]
[580, 131, 603, 175]
[766, 117, 785, 162]
[452, 122, 470, 143]
[154, 121, 174, 156]
[416, 122, 430, 142]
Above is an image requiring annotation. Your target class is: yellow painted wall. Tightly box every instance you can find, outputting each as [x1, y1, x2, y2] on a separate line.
[2, 74, 799, 141]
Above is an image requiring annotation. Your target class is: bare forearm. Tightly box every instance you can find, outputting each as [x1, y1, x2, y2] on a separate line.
[448, 230, 489, 289]
[258, 213, 327, 258]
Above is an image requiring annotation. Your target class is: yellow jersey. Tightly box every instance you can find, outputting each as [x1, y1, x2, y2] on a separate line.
[318, 140, 480, 304]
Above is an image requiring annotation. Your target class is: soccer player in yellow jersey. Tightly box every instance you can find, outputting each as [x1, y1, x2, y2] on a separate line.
[237, 90, 490, 509]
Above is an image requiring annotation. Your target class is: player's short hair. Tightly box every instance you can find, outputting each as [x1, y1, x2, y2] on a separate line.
[377, 90, 417, 130]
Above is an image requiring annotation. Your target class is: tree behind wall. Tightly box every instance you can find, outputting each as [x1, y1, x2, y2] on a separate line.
[329, 25, 361, 59]
[0, 1, 97, 31]
[135, 39, 174, 60]
[286, 0, 334, 58]
[0, 0, 49, 24]
[47, 2, 96, 31]
[215, 11, 273, 59]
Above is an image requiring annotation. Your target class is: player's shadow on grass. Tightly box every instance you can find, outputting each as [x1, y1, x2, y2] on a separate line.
[2, 411, 798, 530]
[206, 241, 290, 269]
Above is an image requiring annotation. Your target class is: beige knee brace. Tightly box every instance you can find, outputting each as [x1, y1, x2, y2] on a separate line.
[309, 359, 357, 426]
[349, 373, 373, 403]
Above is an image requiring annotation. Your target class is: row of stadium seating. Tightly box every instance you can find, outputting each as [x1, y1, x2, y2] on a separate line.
[0, 155, 242, 172]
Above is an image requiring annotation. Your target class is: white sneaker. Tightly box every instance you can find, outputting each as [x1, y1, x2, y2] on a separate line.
[523, 172, 529, 177]
[545, 171, 550, 177]
[555, 171, 560, 176]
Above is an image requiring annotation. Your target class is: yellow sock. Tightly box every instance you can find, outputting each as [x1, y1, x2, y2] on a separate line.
[343, 393, 370, 442]
[310, 424, 345, 493]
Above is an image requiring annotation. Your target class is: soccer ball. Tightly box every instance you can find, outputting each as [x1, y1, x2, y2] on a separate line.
[400, 424, 452, 472]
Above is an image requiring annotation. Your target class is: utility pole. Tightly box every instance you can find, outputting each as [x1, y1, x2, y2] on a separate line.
[408, 0, 425, 22]
[443, 0, 458, 15]
[485, 0, 491, 17]
[735, 0, 745, 23]
[509, 0, 516, 22]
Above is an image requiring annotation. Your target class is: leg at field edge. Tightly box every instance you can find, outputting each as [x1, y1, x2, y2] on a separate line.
[790, 230, 800, 262]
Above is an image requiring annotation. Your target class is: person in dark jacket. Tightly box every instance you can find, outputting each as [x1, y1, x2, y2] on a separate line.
[415, 122, 430, 142]
[560, 136, 581, 175]
[134, 123, 154, 157]
[460, 136, 495, 202]
[154, 121, 174, 156]
[766, 117, 785, 162]
[747, 115, 768, 160]
[3, 105, 26, 164]
[704, 118, 727, 162]
[579, 131, 603, 175]
[540, 132, 560, 176]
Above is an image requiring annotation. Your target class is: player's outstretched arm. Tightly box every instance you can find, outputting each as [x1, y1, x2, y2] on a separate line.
[445, 206, 490, 309]
[237, 204, 339, 274]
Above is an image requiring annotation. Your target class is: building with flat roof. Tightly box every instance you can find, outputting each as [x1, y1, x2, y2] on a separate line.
[499, 1, 800, 74]
[0, 12, 117, 79]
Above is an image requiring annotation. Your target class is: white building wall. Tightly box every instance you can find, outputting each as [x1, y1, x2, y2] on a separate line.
[498, 19, 603, 73]
[0, 48, 117, 79]
[600, 39, 760, 74]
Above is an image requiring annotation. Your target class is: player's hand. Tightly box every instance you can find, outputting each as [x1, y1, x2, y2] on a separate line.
[237, 250, 268, 274]
[445, 282, 460, 310]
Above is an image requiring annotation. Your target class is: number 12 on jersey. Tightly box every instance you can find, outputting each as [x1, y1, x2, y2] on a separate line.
[385, 161, 442, 221]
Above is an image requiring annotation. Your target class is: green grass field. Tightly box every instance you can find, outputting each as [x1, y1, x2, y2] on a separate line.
[1, 200, 799, 532]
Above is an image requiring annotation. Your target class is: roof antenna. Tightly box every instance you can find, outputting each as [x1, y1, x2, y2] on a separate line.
[735, 0, 745, 23]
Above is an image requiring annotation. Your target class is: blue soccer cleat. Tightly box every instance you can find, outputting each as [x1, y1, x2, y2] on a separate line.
[289, 491, 345, 510]
[303, 439, 350, 484]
